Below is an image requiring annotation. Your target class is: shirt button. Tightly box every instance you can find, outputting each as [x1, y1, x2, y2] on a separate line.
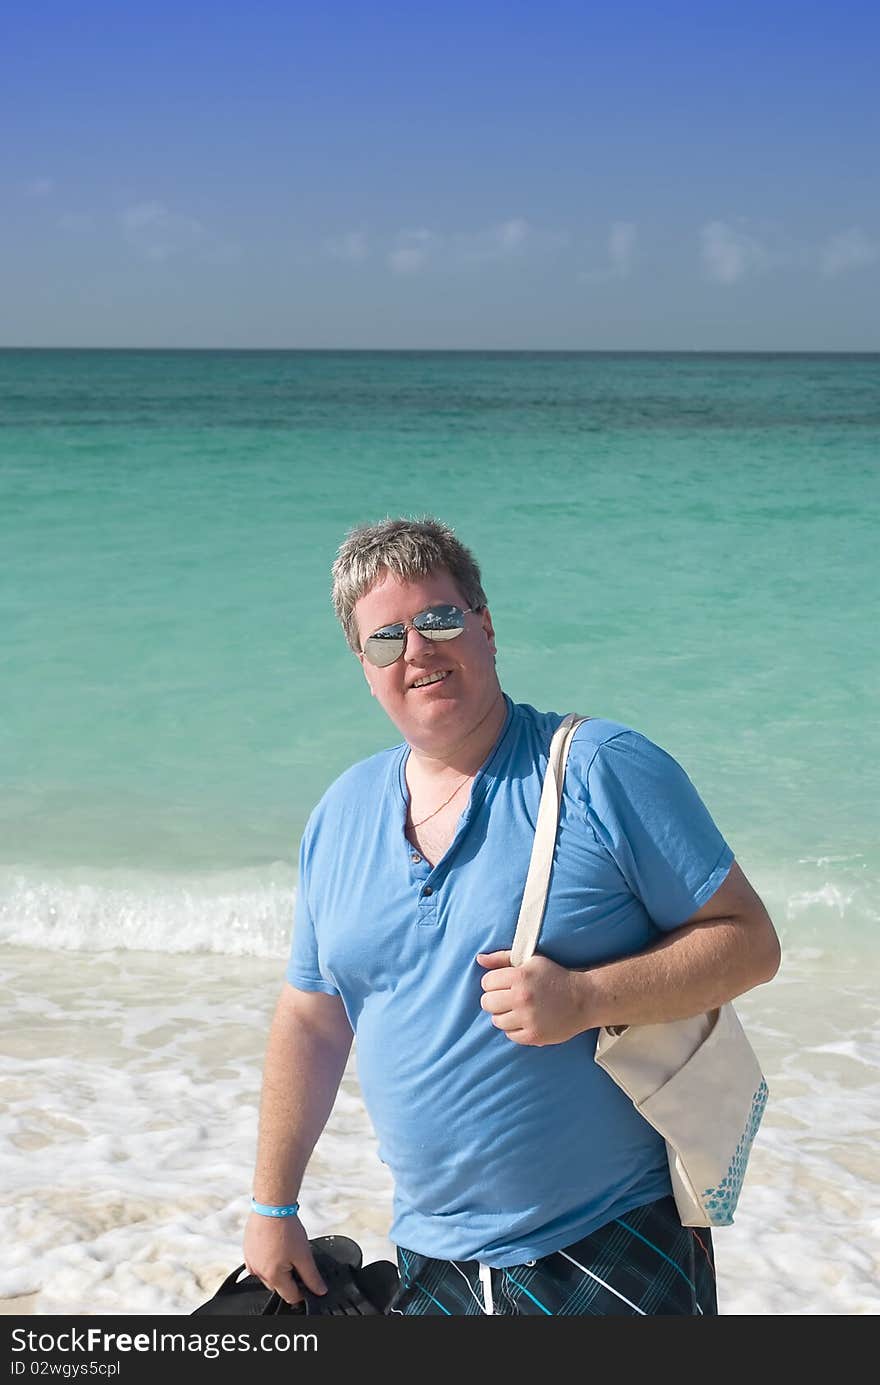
[422, 886, 433, 897]
[411, 853, 421, 863]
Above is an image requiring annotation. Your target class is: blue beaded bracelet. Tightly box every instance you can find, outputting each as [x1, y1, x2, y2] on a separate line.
[250, 1198, 300, 1218]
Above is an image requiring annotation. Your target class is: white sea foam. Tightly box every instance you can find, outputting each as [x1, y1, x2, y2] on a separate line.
[0, 865, 295, 958]
[0, 944, 878, 1316]
[0, 862, 876, 963]
[0, 947, 394, 1316]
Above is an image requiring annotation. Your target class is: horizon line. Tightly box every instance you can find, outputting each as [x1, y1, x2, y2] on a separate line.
[2, 345, 879, 356]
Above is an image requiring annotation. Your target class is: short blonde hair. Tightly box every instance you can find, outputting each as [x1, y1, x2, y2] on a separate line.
[331, 515, 488, 652]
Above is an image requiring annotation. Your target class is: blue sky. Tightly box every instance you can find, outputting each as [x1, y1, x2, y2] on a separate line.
[2, 0, 878, 348]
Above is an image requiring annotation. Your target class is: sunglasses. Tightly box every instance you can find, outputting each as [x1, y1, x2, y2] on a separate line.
[361, 603, 483, 668]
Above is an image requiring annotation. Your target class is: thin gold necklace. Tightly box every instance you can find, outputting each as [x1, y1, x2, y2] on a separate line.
[410, 773, 472, 829]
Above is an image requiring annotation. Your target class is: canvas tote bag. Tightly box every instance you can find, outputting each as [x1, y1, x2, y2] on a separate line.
[510, 713, 769, 1228]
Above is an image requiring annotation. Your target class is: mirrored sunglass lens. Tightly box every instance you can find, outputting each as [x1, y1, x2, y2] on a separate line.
[364, 625, 406, 666]
[412, 605, 465, 640]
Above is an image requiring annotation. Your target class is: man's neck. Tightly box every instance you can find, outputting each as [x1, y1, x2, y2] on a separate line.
[406, 689, 508, 780]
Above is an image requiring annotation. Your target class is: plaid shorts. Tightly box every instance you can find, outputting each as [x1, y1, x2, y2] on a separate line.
[389, 1195, 718, 1316]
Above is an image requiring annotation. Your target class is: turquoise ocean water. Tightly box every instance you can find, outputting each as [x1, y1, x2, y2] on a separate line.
[1, 350, 877, 961]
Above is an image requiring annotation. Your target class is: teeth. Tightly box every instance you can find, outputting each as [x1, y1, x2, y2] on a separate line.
[412, 671, 449, 689]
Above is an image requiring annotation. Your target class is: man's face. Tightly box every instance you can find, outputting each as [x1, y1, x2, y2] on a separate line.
[353, 567, 500, 753]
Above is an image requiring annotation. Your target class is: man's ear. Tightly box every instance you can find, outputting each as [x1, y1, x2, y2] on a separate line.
[480, 606, 497, 657]
[357, 651, 378, 698]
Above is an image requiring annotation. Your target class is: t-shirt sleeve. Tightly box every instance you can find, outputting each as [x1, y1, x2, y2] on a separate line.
[286, 826, 340, 995]
[583, 729, 734, 930]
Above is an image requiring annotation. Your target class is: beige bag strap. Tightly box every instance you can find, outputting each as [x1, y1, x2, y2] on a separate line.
[510, 713, 591, 967]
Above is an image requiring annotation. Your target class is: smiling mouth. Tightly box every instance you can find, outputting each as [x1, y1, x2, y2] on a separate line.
[410, 670, 451, 690]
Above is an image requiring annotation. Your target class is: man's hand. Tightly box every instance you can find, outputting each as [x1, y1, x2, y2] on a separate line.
[476, 950, 592, 1046]
[243, 1213, 328, 1307]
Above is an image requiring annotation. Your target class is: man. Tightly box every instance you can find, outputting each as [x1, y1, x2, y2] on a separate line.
[244, 516, 780, 1316]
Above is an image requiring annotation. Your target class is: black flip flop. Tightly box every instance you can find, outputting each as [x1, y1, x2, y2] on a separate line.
[192, 1236, 398, 1316]
[301, 1253, 400, 1316]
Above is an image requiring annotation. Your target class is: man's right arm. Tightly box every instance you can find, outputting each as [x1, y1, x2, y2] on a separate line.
[243, 981, 354, 1306]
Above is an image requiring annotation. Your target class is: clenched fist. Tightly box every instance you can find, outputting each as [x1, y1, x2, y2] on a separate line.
[476, 950, 595, 1046]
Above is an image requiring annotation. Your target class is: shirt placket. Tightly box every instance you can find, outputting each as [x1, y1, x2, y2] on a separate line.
[408, 847, 440, 926]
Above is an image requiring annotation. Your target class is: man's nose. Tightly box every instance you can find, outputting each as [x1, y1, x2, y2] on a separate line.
[403, 625, 436, 660]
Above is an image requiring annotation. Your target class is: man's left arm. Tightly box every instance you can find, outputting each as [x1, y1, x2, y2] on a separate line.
[478, 860, 781, 1047]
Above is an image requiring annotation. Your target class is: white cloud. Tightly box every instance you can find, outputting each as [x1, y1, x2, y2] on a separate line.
[699, 219, 879, 282]
[384, 219, 568, 274]
[120, 202, 236, 263]
[328, 217, 878, 285]
[24, 178, 53, 198]
[699, 220, 771, 284]
[819, 227, 879, 276]
[577, 221, 638, 283]
[452, 217, 568, 264]
[121, 202, 203, 261]
[496, 217, 529, 251]
[608, 221, 637, 276]
[387, 229, 440, 275]
[323, 229, 369, 262]
[453, 219, 528, 263]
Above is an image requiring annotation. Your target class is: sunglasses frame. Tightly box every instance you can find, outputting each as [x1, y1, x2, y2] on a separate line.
[360, 603, 483, 668]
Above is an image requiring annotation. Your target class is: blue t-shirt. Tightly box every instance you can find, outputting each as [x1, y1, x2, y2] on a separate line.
[288, 697, 733, 1266]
